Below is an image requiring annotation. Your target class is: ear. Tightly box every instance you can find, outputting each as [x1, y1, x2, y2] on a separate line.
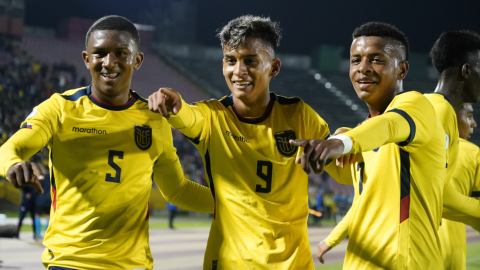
[82, 51, 90, 69]
[134, 51, 145, 70]
[270, 58, 281, 77]
[461, 63, 470, 80]
[397, 60, 409, 80]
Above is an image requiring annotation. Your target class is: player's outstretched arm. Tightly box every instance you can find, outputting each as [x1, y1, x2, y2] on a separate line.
[0, 129, 46, 193]
[443, 181, 480, 219]
[291, 111, 410, 174]
[152, 125, 214, 213]
[149, 87, 205, 140]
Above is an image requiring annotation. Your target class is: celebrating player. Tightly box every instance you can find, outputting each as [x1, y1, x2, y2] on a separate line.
[0, 15, 213, 270]
[315, 28, 480, 269]
[292, 22, 447, 269]
[149, 15, 329, 269]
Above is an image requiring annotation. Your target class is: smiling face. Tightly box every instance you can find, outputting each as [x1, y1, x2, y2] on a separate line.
[222, 37, 280, 106]
[82, 30, 143, 102]
[349, 36, 408, 109]
[457, 103, 477, 140]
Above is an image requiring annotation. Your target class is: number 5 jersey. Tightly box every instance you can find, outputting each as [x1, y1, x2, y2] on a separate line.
[169, 92, 330, 269]
[0, 86, 213, 270]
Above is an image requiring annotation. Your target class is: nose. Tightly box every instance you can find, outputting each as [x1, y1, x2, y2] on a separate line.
[233, 61, 247, 77]
[472, 118, 477, 129]
[358, 58, 373, 74]
[102, 53, 117, 68]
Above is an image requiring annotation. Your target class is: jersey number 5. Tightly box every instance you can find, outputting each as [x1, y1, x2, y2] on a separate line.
[256, 160, 273, 193]
[106, 150, 124, 183]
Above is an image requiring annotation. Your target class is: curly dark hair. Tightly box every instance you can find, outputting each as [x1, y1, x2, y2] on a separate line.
[430, 30, 480, 73]
[352, 22, 409, 61]
[217, 15, 282, 55]
[86, 15, 140, 50]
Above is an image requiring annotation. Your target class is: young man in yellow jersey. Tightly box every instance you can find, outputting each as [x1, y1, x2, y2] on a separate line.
[0, 15, 213, 270]
[439, 103, 480, 269]
[292, 22, 447, 269]
[149, 15, 330, 269]
[314, 29, 480, 269]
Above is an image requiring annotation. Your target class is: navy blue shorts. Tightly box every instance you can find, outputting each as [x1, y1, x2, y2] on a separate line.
[49, 267, 77, 270]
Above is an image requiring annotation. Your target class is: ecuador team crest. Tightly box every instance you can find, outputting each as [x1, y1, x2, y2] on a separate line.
[274, 130, 297, 157]
[135, 125, 152, 150]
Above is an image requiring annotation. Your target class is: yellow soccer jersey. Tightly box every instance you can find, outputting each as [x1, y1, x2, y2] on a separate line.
[0, 86, 213, 270]
[424, 93, 459, 186]
[169, 92, 330, 269]
[439, 138, 480, 270]
[331, 92, 446, 270]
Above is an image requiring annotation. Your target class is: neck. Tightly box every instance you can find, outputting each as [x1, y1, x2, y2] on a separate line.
[91, 85, 131, 106]
[366, 84, 402, 117]
[232, 91, 271, 117]
[434, 71, 464, 111]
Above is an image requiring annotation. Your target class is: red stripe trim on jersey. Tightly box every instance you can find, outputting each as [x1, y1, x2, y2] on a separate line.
[399, 149, 411, 223]
[400, 195, 410, 223]
[52, 186, 57, 212]
[90, 94, 134, 107]
[145, 201, 150, 220]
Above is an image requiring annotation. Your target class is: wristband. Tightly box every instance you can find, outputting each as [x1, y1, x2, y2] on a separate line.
[328, 135, 352, 155]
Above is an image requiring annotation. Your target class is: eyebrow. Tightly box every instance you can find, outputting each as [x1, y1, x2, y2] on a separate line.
[351, 53, 384, 57]
[224, 54, 259, 58]
[92, 46, 131, 50]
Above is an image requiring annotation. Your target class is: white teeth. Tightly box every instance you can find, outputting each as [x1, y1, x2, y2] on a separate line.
[234, 81, 252, 85]
[103, 73, 119, 78]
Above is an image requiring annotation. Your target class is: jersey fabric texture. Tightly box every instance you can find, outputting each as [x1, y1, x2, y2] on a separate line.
[331, 92, 446, 270]
[439, 138, 480, 270]
[169, 92, 330, 269]
[0, 86, 213, 270]
[424, 93, 459, 186]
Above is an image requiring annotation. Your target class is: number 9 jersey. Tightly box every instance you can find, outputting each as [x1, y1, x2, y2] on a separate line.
[0, 86, 213, 270]
[170, 92, 330, 269]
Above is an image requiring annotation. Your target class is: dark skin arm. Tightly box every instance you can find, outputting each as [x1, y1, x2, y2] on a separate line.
[290, 139, 345, 174]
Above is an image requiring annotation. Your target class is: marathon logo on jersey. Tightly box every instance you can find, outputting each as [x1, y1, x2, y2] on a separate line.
[274, 130, 297, 157]
[135, 124, 152, 150]
[226, 131, 249, 143]
[72, 127, 107, 135]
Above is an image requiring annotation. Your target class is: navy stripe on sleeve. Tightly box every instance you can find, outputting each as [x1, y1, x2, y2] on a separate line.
[388, 109, 416, 147]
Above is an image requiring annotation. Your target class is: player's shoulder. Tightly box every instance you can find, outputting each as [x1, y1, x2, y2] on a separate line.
[57, 86, 89, 102]
[272, 92, 303, 106]
[390, 91, 434, 111]
[459, 138, 480, 153]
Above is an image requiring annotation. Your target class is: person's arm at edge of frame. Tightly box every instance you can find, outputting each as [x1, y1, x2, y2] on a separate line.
[0, 128, 46, 193]
[317, 205, 353, 264]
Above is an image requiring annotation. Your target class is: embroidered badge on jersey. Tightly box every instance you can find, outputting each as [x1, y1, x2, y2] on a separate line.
[135, 125, 152, 150]
[274, 130, 297, 156]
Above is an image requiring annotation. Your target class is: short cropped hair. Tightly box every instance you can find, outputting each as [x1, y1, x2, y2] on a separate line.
[430, 30, 480, 73]
[85, 15, 140, 50]
[217, 15, 281, 54]
[352, 22, 409, 61]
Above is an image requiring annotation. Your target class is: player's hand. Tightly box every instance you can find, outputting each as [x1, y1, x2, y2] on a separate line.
[6, 162, 44, 193]
[333, 128, 356, 168]
[148, 87, 182, 119]
[289, 139, 344, 174]
[317, 240, 332, 264]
